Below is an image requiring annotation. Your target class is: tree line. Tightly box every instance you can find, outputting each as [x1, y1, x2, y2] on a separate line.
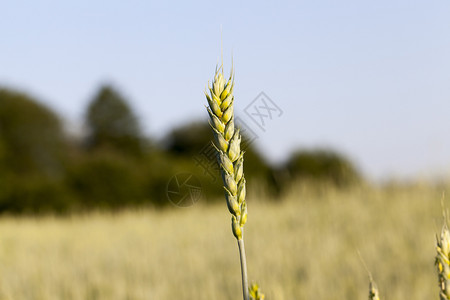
[0, 85, 361, 214]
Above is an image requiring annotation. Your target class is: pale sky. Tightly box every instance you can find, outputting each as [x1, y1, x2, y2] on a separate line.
[1, 0, 450, 180]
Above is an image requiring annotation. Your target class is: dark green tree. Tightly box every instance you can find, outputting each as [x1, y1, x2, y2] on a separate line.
[284, 149, 361, 187]
[163, 121, 213, 156]
[67, 152, 146, 209]
[85, 85, 143, 157]
[0, 88, 71, 213]
[0, 88, 65, 175]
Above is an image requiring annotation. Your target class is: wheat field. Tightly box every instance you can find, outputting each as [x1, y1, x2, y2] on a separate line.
[0, 182, 447, 300]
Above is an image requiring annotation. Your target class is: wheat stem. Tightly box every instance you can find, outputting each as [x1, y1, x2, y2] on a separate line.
[238, 239, 250, 300]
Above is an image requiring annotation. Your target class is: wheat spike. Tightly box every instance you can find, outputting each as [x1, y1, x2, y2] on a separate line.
[436, 224, 450, 300]
[205, 64, 247, 240]
[206, 62, 250, 300]
[368, 278, 381, 300]
[249, 283, 265, 300]
[358, 250, 381, 300]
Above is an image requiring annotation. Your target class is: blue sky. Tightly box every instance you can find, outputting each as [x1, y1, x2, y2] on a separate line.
[1, 0, 450, 180]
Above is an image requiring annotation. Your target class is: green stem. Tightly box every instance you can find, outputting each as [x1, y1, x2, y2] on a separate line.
[238, 238, 249, 300]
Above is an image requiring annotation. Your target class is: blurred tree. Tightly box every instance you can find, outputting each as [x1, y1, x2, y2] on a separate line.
[163, 121, 213, 156]
[284, 149, 361, 187]
[0, 88, 65, 176]
[67, 151, 146, 209]
[0, 88, 70, 213]
[85, 85, 144, 157]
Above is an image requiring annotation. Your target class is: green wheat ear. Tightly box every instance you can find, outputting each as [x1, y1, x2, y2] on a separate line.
[436, 224, 450, 300]
[368, 278, 381, 300]
[205, 63, 250, 300]
[358, 250, 381, 300]
[249, 283, 265, 300]
[205, 65, 247, 240]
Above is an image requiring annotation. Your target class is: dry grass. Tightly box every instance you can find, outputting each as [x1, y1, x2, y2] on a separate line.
[0, 182, 447, 299]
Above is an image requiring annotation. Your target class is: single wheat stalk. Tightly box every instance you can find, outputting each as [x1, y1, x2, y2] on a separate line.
[436, 224, 450, 300]
[205, 63, 249, 300]
[368, 277, 381, 300]
[358, 250, 381, 300]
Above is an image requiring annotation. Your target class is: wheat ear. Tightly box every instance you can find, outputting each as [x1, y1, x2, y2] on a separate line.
[249, 283, 265, 300]
[436, 224, 450, 300]
[368, 277, 381, 300]
[205, 63, 249, 300]
[358, 250, 381, 300]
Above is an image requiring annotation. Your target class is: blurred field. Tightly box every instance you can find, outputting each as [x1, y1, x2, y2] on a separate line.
[0, 182, 448, 300]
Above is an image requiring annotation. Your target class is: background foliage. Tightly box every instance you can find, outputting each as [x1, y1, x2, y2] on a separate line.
[0, 85, 362, 213]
